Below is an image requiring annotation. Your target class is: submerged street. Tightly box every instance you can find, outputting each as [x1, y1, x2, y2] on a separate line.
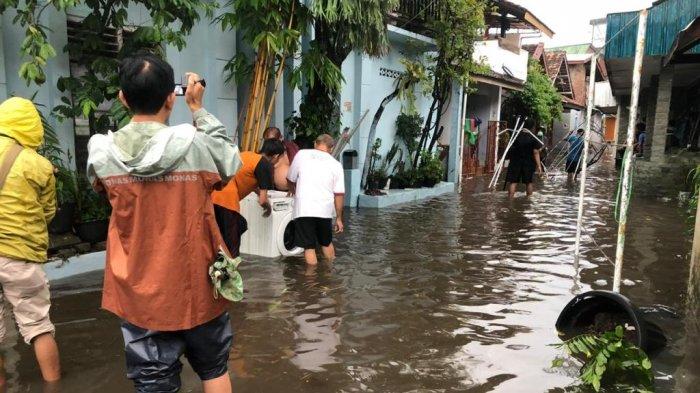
[2, 157, 697, 392]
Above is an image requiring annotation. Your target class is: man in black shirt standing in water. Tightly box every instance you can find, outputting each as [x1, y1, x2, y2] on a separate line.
[505, 120, 543, 198]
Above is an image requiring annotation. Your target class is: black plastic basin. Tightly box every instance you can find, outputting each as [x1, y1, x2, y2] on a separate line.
[556, 290, 667, 354]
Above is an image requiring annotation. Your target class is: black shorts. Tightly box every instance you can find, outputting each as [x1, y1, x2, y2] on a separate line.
[294, 217, 333, 249]
[121, 313, 233, 392]
[214, 205, 248, 257]
[566, 159, 582, 174]
[505, 161, 535, 184]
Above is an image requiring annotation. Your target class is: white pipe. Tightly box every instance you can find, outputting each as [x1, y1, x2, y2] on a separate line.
[489, 118, 524, 189]
[457, 82, 469, 185]
[613, 9, 647, 293]
[573, 52, 598, 267]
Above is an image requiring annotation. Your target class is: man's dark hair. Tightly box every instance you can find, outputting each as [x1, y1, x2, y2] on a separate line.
[636, 122, 646, 132]
[523, 118, 536, 130]
[577, 128, 584, 134]
[119, 53, 175, 115]
[259, 139, 285, 156]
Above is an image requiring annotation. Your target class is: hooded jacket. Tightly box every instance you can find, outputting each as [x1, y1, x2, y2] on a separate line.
[87, 108, 242, 331]
[0, 97, 56, 263]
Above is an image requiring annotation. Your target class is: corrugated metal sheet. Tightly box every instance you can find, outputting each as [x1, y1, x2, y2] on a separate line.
[604, 0, 700, 59]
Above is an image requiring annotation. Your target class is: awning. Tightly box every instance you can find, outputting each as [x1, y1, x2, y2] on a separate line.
[664, 17, 700, 66]
[485, 0, 555, 38]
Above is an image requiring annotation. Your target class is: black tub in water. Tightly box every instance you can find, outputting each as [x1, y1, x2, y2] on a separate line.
[556, 290, 667, 354]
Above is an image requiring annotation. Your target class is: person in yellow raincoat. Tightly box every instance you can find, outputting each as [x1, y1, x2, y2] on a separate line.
[0, 97, 61, 383]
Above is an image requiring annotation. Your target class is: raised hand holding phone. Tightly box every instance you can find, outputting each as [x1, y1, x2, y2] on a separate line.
[184, 72, 205, 113]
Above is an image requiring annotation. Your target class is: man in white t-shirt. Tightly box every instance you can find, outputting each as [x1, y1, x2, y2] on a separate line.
[286, 134, 345, 265]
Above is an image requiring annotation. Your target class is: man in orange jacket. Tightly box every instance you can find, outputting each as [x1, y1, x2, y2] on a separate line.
[212, 139, 285, 257]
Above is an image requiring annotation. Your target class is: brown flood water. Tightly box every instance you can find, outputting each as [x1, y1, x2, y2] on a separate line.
[1, 157, 698, 392]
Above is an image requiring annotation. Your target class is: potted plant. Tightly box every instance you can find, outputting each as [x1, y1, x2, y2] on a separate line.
[75, 173, 111, 243]
[417, 151, 444, 188]
[49, 167, 78, 234]
[364, 138, 387, 194]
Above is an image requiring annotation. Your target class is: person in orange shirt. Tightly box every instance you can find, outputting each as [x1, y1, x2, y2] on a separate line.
[212, 139, 285, 257]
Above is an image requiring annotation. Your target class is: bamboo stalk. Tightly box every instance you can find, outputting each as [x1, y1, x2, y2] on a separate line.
[260, 0, 297, 143]
[241, 46, 268, 151]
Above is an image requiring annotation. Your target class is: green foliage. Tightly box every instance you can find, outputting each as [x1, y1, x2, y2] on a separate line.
[553, 326, 654, 392]
[396, 112, 423, 159]
[217, 0, 306, 84]
[33, 100, 78, 205]
[397, 58, 431, 115]
[428, 0, 486, 86]
[2, 0, 213, 133]
[417, 151, 444, 187]
[365, 138, 387, 191]
[291, 0, 398, 144]
[285, 45, 345, 146]
[411, 0, 487, 167]
[75, 173, 111, 222]
[504, 59, 564, 128]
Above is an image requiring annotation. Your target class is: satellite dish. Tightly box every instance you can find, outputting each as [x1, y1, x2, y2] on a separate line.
[502, 65, 514, 78]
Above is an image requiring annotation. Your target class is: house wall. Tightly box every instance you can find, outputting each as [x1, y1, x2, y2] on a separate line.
[473, 40, 528, 82]
[339, 40, 442, 206]
[1, 5, 240, 168]
[1, 7, 74, 165]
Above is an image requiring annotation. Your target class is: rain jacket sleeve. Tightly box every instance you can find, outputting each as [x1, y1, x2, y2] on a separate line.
[192, 108, 241, 185]
[39, 173, 57, 222]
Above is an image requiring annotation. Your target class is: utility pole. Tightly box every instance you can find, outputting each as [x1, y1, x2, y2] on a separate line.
[613, 9, 648, 293]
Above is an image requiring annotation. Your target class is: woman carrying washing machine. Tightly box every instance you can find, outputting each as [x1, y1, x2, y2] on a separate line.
[212, 139, 285, 256]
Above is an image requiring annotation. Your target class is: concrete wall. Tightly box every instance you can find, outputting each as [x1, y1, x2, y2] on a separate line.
[1, 7, 74, 165]
[650, 66, 673, 162]
[472, 40, 528, 82]
[1, 5, 241, 167]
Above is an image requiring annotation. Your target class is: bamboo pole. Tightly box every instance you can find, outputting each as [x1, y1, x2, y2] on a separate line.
[241, 47, 267, 151]
[573, 52, 598, 267]
[251, 55, 272, 151]
[260, 1, 296, 140]
[613, 9, 647, 293]
[488, 117, 522, 190]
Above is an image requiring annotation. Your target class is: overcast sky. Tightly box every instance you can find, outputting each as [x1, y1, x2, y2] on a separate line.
[514, 0, 654, 48]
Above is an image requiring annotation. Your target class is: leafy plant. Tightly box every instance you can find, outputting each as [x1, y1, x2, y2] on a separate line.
[365, 138, 388, 191]
[75, 173, 110, 222]
[290, 0, 399, 146]
[411, 0, 487, 168]
[380, 143, 401, 175]
[552, 326, 654, 392]
[417, 151, 444, 187]
[396, 112, 423, 160]
[503, 59, 563, 129]
[2, 0, 213, 136]
[34, 100, 78, 205]
[390, 167, 419, 189]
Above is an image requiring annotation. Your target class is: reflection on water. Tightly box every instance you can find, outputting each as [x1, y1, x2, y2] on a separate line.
[1, 157, 697, 392]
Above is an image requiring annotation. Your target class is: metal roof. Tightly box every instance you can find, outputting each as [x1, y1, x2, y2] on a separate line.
[605, 0, 700, 59]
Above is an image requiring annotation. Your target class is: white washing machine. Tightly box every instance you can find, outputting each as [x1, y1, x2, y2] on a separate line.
[240, 191, 304, 258]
